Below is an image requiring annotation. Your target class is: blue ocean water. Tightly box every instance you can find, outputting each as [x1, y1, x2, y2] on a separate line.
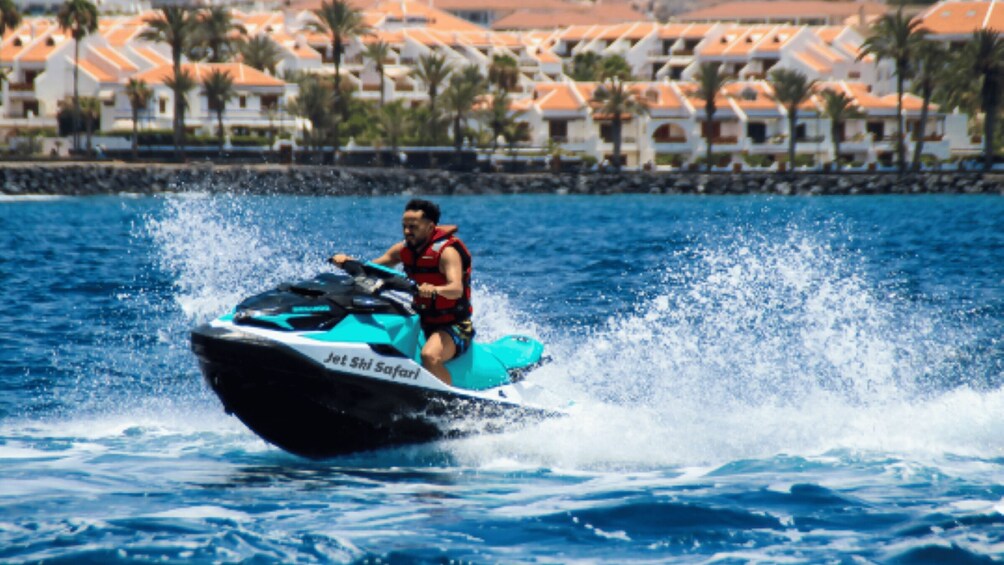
[1, 190, 1003, 563]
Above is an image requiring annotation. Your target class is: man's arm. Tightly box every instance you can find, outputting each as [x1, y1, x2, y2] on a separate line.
[417, 246, 463, 299]
[370, 242, 404, 267]
[330, 242, 404, 267]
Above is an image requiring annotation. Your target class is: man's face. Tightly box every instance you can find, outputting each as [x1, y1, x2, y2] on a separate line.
[402, 210, 435, 248]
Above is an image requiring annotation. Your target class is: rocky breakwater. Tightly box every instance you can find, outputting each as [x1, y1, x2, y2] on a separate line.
[1, 163, 1002, 196]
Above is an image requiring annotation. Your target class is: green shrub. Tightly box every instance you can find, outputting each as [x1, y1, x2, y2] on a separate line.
[655, 153, 684, 167]
[694, 153, 730, 167]
[743, 154, 772, 168]
[230, 135, 269, 147]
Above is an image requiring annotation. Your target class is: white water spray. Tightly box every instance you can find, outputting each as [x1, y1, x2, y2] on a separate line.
[143, 195, 1004, 469]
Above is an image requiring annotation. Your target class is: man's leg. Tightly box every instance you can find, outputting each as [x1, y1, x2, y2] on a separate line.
[421, 329, 457, 386]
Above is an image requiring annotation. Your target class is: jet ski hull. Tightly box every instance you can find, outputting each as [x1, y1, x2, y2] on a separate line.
[191, 325, 559, 458]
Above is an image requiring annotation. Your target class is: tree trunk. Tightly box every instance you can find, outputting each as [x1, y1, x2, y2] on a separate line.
[896, 66, 905, 174]
[831, 121, 841, 171]
[985, 102, 997, 172]
[132, 108, 139, 160]
[705, 109, 714, 172]
[73, 39, 80, 153]
[332, 35, 342, 162]
[378, 66, 385, 108]
[86, 117, 93, 157]
[217, 108, 225, 157]
[912, 87, 932, 172]
[979, 79, 995, 172]
[788, 108, 798, 170]
[613, 115, 622, 173]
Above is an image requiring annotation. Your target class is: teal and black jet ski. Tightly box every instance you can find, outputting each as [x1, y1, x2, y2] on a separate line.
[191, 260, 565, 458]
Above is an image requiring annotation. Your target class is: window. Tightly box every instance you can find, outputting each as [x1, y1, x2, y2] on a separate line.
[548, 119, 568, 141]
[653, 123, 686, 143]
[260, 95, 279, 110]
[239, 95, 247, 109]
[600, 122, 614, 142]
[747, 122, 766, 143]
[159, 98, 167, 113]
[866, 121, 884, 139]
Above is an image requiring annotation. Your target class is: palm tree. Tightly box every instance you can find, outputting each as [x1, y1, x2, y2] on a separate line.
[820, 88, 863, 170]
[362, 39, 390, 107]
[311, 0, 369, 157]
[488, 54, 519, 93]
[567, 51, 601, 82]
[79, 95, 100, 156]
[599, 54, 633, 81]
[287, 75, 334, 159]
[57, 0, 98, 154]
[377, 99, 409, 162]
[125, 78, 152, 160]
[140, 6, 198, 159]
[859, 8, 927, 173]
[0, 0, 21, 118]
[239, 34, 282, 75]
[194, 6, 245, 63]
[962, 29, 1004, 171]
[203, 68, 236, 155]
[164, 68, 196, 159]
[909, 40, 946, 171]
[693, 61, 729, 171]
[769, 68, 817, 170]
[591, 78, 647, 172]
[441, 64, 486, 154]
[411, 52, 451, 144]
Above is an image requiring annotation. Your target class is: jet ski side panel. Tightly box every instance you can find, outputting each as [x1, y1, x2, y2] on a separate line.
[191, 324, 557, 458]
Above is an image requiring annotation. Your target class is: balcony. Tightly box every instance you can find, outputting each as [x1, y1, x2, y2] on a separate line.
[9, 82, 34, 91]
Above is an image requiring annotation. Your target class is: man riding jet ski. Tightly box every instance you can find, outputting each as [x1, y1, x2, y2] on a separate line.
[331, 199, 473, 387]
[190, 201, 564, 458]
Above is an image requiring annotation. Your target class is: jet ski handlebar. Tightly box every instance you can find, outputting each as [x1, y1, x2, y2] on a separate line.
[337, 259, 418, 296]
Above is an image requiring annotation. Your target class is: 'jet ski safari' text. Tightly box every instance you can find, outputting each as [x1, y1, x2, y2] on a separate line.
[323, 352, 420, 381]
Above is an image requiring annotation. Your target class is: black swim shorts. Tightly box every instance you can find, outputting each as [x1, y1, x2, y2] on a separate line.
[422, 319, 475, 359]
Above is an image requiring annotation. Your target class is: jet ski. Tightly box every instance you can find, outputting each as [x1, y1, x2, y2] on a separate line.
[190, 260, 565, 458]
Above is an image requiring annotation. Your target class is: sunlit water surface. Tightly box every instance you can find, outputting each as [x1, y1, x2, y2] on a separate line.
[1, 191, 1002, 563]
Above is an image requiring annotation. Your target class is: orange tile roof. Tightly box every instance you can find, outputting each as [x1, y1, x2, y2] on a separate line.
[839, 81, 929, 113]
[677, 81, 733, 113]
[21, 33, 65, 64]
[369, 0, 483, 32]
[133, 62, 287, 87]
[558, 25, 600, 42]
[431, 0, 568, 9]
[105, 23, 142, 46]
[0, 22, 41, 61]
[679, 1, 887, 23]
[754, 26, 801, 54]
[537, 49, 560, 64]
[77, 58, 116, 82]
[814, 25, 843, 43]
[534, 83, 584, 111]
[595, 22, 638, 41]
[134, 46, 170, 66]
[678, 23, 715, 39]
[631, 82, 686, 110]
[94, 46, 138, 72]
[916, 1, 1004, 35]
[724, 81, 779, 111]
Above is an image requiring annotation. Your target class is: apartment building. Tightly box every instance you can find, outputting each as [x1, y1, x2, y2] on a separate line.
[0, 0, 984, 166]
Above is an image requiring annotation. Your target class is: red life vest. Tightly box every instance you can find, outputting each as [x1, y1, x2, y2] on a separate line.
[399, 225, 473, 325]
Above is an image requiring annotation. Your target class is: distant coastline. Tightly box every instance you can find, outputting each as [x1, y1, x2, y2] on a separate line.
[0, 162, 1001, 197]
